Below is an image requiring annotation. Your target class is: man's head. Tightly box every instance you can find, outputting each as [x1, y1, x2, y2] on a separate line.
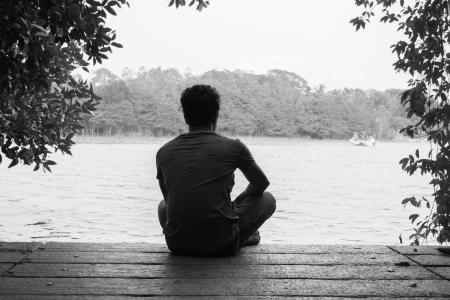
[180, 85, 220, 129]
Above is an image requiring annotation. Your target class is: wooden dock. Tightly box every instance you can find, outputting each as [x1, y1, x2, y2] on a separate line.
[0, 242, 449, 299]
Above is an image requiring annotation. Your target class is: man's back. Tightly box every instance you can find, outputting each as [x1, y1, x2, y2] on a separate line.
[157, 84, 275, 256]
[156, 131, 254, 254]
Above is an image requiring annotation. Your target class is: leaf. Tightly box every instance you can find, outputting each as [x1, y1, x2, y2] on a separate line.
[43, 163, 52, 172]
[111, 42, 123, 48]
[98, 53, 108, 59]
[8, 158, 19, 168]
[45, 160, 57, 166]
[59, 144, 73, 155]
[402, 197, 413, 205]
[30, 23, 47, 33]
[409, 214, 419, 224]
[87, 0, 98, 6]
[399, 158, 408, 164]
[399, 157, 409, 169]
[104, 6, 117, 15]
[108, 0, 119, 7]
[429, 178, 439, 185]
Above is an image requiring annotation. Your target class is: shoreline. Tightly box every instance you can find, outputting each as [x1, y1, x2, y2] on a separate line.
[0, 239, 440, 246]
[74, 134, 427, 144]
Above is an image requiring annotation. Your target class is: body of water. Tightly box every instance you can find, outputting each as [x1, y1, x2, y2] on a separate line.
[0, 138, 432, 244]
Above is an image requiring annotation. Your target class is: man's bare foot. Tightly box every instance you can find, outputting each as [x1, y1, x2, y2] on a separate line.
[242, 230, 260, 246]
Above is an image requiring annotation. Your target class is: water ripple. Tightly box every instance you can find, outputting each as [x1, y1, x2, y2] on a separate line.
[0, 140, 432, 244]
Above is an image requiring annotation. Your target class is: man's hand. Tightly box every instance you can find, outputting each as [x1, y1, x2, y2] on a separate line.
[235, 161, 269, 202]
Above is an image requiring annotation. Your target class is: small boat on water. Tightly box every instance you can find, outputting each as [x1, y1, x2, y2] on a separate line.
[349, 132, 376, 146]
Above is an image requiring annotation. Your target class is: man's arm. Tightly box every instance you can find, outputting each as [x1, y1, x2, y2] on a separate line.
[157, 164, 168, 201]
[235, 161, 269, 202]
[158, 177, 167, 201]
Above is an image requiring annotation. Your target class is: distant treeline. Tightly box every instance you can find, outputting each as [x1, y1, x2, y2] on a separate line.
[81, 67, 411, 139]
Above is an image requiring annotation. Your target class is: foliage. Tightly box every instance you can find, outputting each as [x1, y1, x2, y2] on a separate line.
[82, 67, 411, 139]
[168, 0, 210, 11]
[352, 0, 450, 244]
[0, 0, 128, 171]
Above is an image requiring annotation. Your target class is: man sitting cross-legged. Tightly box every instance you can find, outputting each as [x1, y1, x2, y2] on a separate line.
[156, 84, 276, 256]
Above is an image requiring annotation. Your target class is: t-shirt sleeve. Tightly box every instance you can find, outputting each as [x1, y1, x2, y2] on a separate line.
[235, 139, 255, 169]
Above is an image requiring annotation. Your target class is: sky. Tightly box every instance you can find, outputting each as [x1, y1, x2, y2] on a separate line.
[94, 0, 409, 90]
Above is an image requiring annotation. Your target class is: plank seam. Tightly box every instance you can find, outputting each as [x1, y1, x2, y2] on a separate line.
[387, 246, 449, 281]
[0, 296, 384, 299]
[12, 262, 411, 266]
[33, 250, 390, 254]
[0, 293, 444, 298]
[0, 243, 43, 278]
[4, 275, 438, 280]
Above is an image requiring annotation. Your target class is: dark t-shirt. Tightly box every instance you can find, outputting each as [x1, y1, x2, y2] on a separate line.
[156, 131, 254, 255]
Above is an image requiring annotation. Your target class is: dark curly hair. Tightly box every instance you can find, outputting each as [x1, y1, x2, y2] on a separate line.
[180, 84, 220, 126]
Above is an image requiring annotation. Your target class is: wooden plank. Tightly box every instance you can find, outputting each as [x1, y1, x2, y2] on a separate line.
[0, 263, 13, 274]
[2, 297, 450, 300]
[390, 246, 444, 255]
[39, 243, 391, 254]
[0, 252, 28, 263]
[0, 297, 365, 300]
[406, 254, 450, 266]
[429, 267, 450, 280]
[40, 242, 168, 253]
[0, 278, 449, 297]
[26, 251, 412, 265]
[0, 297, 340, 300]
[0, 297, 341, 300]
[7, 263, 437, 280]
[0, 242, 42, 252]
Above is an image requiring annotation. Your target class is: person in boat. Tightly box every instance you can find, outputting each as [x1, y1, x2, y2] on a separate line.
[156, 84, 276, 256]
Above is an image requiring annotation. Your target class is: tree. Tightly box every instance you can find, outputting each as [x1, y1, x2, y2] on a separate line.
[80, 66, 409, 139]
[352, 0, 450, 244]
[0, 0, 129, 171]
